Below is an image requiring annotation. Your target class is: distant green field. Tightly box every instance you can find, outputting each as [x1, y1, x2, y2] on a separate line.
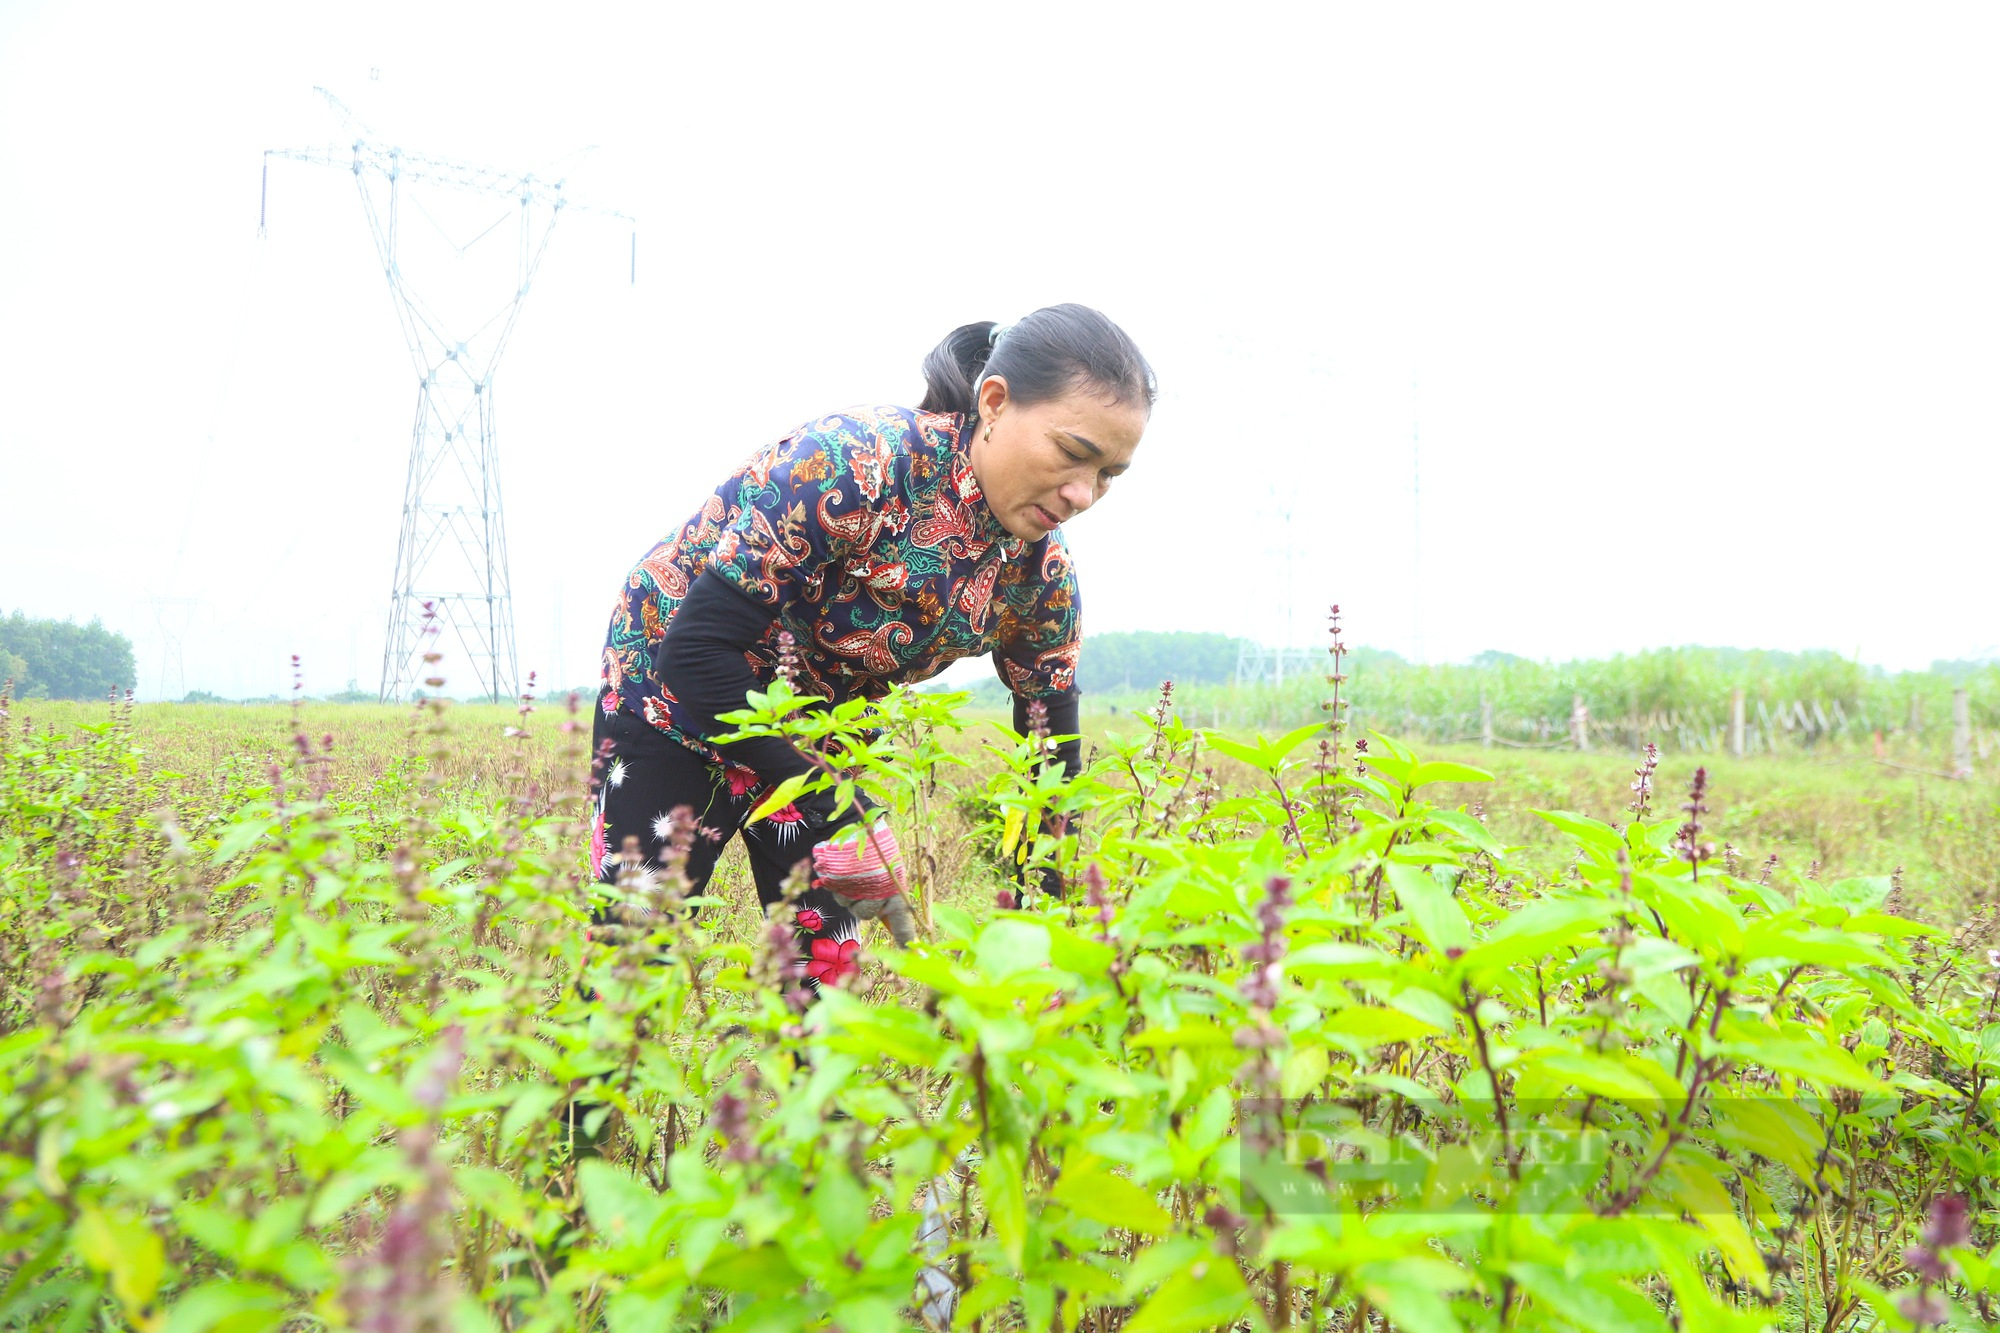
[15, 696, 1997, 917]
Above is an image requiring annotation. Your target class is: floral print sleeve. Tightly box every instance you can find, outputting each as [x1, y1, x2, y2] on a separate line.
[707, 419, 900, 611]
[992, 530, 1082, 701]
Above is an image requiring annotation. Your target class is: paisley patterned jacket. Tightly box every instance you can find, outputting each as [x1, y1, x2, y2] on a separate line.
[600, 405, 1081, 757]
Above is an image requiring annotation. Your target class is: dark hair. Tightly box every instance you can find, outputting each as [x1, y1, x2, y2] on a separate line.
[917, 303, 1157, 419]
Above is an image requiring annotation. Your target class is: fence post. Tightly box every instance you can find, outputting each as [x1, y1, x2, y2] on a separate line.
[1481, 693, 1494, 748]
[1729, 688, 1745, 759]
[1954, 688, 1973, 778]
[1570, 695, 1590, 752]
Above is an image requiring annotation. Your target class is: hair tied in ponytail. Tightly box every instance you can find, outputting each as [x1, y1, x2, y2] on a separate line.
[918, 306, 1155, 419]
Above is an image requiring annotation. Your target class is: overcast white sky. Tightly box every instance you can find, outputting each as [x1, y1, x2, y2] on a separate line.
[2, 2, 1995, 699]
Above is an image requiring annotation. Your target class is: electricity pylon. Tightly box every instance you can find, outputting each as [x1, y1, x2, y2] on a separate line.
[147, 597, 201, 702]
[263, 89, 630, 702]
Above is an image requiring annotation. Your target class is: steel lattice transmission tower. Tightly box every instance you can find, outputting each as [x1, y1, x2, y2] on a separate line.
[264, 89, 630, 702]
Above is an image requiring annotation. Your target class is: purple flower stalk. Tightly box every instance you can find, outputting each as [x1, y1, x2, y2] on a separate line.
[1629, 743, 1659, 818]
[774, 629, 802, 692]
[1024, 697, 1057, 765]
[1238, 876, 1292, 1012]
[1673, 766, 1715, 879]
[1082, 863, 1126, 978]
[1083, 863, 1115, 930]
[1898, 1194, 1971, 1326]
[342, 1027, 464, 1333]
[1925, 1194, 1972, 1249]
[712, 1091, 759, 1164]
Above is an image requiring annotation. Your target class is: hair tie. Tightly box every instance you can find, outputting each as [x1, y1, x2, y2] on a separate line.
[988, 322, 1012, 349]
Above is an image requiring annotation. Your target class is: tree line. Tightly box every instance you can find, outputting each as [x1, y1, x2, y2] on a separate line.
[0, 612, 137, 701]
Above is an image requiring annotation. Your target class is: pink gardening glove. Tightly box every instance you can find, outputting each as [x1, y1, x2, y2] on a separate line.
[811, 823, 907, 902]
[811, 822, 919, 947]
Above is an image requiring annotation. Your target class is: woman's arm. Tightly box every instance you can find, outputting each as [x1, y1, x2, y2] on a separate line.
[1012, 690, 1083, 780]
[994, 530, 1085, 781]
[655, 569, 865, 830]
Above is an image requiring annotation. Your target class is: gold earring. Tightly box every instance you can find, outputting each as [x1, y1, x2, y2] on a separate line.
[983, 422, 993, 442]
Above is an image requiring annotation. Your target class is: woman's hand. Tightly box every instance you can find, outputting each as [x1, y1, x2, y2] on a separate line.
[811, 822, 907, 901]
[811, 821, 921, 946]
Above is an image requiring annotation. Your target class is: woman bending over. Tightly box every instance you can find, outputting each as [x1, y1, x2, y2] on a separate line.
[592, 304, 1154, 991]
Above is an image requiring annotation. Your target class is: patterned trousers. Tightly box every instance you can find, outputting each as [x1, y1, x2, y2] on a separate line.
[588, 706, 863, 993]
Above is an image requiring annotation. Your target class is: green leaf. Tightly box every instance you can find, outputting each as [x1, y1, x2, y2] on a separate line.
[1285, 941, 1406, 982]
[983, 1143, 1028, 1271]
[1427, 808, 1506, 858]
[1633, 970, 1696, 1027]
[931, 904, 976, 940]
[1202, 733, 1271, 771]
[1710, 1097, 1821, 1180]
[696, 1242, 806, 1297]
[1365, 751, 1415, 785]
[1532, 1052, 1663, 1102]
[1798, 876, 1892, 913]
[819, 1004, 950, 1068]
[1622, 937, 1701, 980]
[1323, 1006, 1445, 1047]
[1633, 873, 1742, 955]
[211, 814, 279, 865]
[1735, 926, 1891, 970]
[1357, 1071, 1441, 1104]
[1386, 861, 1471, 953]
[1507, 1263, 1673, 1332]
[160, 1280, 289, 1333]
[1124, 1255, 1256, 1333]
[1357, 1258, 1468, 1333]
[1728, 1039, 1885, 1092]
[75, 1206, 165, 1316]
[810, 1166, 869, 1244]
[1050, 1159, 1175, 1235]
[456, 1166, 536, 1233]
[498, 1082, 566, 1145]
[1409, 760, 1494, 788]
[1127, 1021, 1238, 1051]
[604, 1291, 685, 1333]
[1271, 722, 1331, 763]
[1117, 1237, 1209, 1301]
[1454, 895, 1620, 975]
[1371, 731, 1416, 763]
[1280, 1044, 1332, 1098]
[1532, 808, 1622, 854]
[975, 920, 1051, 981]
[576, 1160, 668, 1248]
[305, 1150, 404, 1228]
[1844, 912, 1945, 939]
[1390, 984, 1461, 1032]
[1664, 1162, 1766, 1291]
[747, 771, 813, 822]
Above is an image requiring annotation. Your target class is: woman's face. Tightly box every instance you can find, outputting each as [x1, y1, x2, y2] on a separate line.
[969, 376, 1147, 543]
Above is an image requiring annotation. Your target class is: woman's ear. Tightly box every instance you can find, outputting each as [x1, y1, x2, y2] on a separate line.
[976, 374, 1011, 422]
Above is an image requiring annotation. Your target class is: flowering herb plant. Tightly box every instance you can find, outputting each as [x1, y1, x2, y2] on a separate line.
[3, 633, 1999, 1331]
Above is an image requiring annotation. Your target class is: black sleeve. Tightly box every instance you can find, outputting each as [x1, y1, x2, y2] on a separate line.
[1013, 690, 1083, 781]
[655, 569, 864, 830]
